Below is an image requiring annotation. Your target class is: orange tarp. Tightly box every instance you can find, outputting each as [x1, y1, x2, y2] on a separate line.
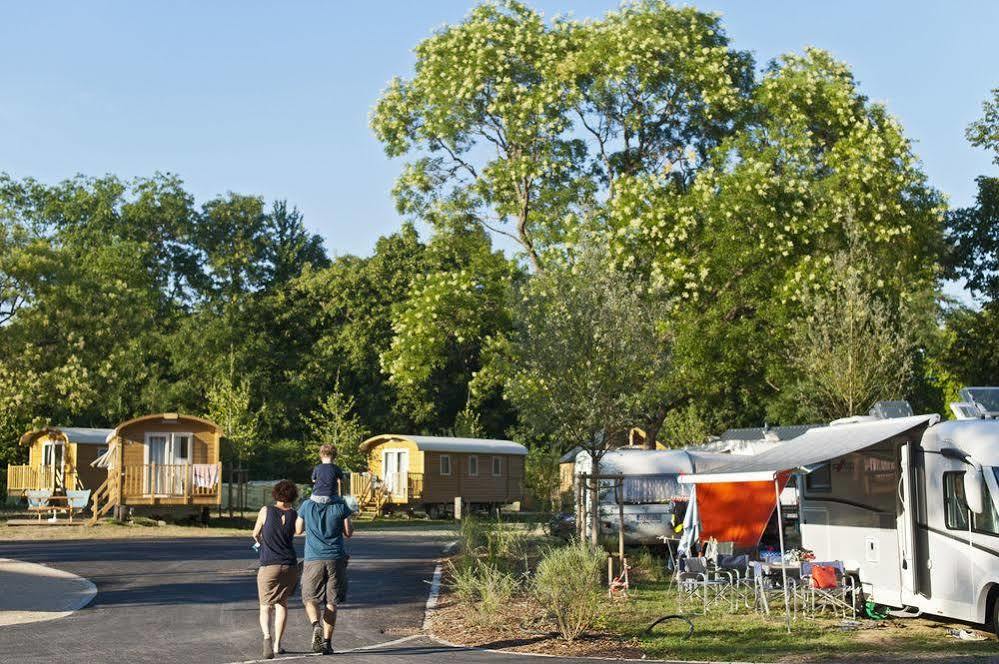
[695, 472, 790, 549]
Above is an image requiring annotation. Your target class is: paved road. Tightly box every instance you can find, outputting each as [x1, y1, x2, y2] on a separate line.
[1, 534, 993, 664]
[0, 532, 465, 664]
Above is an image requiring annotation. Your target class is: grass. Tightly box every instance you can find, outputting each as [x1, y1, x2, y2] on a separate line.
[600, 580, 998, 662]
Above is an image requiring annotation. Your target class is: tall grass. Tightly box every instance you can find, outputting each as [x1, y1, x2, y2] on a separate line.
[446, 558, 520, 623]
[532, 541, 606, 642]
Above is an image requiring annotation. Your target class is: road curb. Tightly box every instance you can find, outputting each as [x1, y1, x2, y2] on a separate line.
[0, 557, 97, 627]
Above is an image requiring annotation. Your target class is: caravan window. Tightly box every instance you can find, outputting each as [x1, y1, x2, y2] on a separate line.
[944, 472, 969, 530]
[805, 464, 832, 492]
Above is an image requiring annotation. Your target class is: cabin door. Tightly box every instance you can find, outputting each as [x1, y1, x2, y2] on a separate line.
[146, 435, 169, 495]
[382, 449, 409, 499]
[42, 441, 66, 492]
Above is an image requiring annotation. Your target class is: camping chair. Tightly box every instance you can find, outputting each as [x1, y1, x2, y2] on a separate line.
[26, 490, 53, 521]
[676, 557, 740, 613]
[65, 490, 91, 523]
[747, 561, 801, 618]
[799, 561, 857, 618]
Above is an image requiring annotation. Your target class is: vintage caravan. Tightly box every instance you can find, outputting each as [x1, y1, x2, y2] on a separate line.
[683, 394, 999, 636]
[353, 435, 527, 518]
[8, 413, 223, 522]
[574, 448, 732, 544]
[8, 427, 115, 494]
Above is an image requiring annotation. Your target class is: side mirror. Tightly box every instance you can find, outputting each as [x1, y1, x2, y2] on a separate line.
[964, 468, 985, 515]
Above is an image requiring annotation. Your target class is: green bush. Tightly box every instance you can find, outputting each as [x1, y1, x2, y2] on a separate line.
[533, 542, 605, 642]
[629, 548, 665, 584]
[446, 559, 519, 623]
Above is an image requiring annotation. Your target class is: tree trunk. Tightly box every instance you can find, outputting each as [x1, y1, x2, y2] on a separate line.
[589, 456, 600, 546]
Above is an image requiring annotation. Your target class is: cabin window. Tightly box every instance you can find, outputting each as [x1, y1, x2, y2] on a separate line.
[943, 472, 969, 530]
[468, 455, 479, 476]
[440, 454, 451, 476]
[492, 456, 502, 476]
[805, 464, 832, 493]
[176, 435, 190, 460]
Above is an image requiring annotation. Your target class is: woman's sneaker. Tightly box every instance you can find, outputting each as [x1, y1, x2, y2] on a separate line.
[262, 636, 274, 659]
[311, 624, 324, 653]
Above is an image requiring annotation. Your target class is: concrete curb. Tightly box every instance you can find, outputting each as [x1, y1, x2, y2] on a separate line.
[0, 557, 97, 627]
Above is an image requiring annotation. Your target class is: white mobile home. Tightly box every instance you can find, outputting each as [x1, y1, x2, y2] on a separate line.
[683, 397, 999, 636]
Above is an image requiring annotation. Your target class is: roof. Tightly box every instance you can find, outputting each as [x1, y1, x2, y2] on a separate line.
[681, 414, 939, 484]
[19, 426, 115, 446]
[112, 413, 222, 437]
[575, 448, 734, 476]
[719, 424, 820, 442]
[922, 418, 999, 465]
[559, 446, 583, 464]
[359, 434, 528, 456]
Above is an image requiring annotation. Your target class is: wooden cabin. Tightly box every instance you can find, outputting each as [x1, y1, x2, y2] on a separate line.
[353, 435, 528, 518]
[7, 413, 223, 523]
[8, 427, 115, 495]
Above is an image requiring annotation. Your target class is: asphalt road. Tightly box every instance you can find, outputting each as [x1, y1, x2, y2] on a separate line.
[0, 531, 471, 664]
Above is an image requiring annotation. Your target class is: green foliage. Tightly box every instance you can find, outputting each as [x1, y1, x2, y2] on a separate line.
[206, 370, 262, 463]
[303, 376, 368, 472]
[532, 542, 605, 642]
[524, 446, 561, 511]
[446, 558, 520, 623]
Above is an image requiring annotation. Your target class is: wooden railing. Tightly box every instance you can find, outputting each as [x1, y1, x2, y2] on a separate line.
[5, 464, 77, 493]
[121, 463, 221, 498]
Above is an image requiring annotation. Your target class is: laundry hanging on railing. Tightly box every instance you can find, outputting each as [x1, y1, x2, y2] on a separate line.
[192, 463, 219, 489]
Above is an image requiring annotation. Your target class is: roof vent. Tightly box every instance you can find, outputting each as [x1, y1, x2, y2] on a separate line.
[868, 400, 913, 420]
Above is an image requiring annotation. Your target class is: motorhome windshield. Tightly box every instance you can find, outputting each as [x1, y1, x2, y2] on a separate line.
[961, 387, 999, 415]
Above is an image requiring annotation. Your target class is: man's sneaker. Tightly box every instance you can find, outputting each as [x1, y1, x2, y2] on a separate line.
[262, 636, 274, 659]
[322, 641, 334, 655]
[311, 624, 324, 653]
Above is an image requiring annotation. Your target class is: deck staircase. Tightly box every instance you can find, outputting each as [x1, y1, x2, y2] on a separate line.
[351, 473, 387, 519]
[87, 474, 121, 526]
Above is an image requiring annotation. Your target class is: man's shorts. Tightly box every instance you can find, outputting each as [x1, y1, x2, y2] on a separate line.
[301, 558, 349, 606]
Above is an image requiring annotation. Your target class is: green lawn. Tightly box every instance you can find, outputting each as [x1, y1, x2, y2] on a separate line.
[600, 580, 997, 662]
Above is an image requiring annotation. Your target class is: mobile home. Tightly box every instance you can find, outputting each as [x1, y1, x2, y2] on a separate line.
[683, 394, 999, 636]
[353, 434, 527, 518]
[8, 427, 115, 494]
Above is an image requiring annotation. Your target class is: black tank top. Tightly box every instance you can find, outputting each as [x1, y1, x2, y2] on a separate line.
[259, 505, 297, 566]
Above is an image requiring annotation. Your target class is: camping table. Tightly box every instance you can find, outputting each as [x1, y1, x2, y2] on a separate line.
[754, 563, 802, 615]
[28, 495, 71, 521]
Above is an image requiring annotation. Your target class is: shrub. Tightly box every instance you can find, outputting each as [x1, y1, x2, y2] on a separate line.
[533, 542, 605, 642]
[446, 559, 519, 623]
[629, 548, 665, 584]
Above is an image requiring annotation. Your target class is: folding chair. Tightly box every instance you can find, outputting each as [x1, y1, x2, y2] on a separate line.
[800, 561, 857, 618]
[676, 557, 739, 613]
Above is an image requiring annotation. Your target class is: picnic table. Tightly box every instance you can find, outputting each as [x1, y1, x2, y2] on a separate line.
[26, 491, 91, 522]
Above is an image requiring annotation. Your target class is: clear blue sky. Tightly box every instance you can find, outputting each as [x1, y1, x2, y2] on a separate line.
[1, 1, 996, 265]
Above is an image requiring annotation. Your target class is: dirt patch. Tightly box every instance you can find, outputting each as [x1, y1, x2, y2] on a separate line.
[427, 590, 643, 659]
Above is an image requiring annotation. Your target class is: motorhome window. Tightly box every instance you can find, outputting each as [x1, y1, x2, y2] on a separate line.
[805, 464, 831, 492]
[943, 472, 970, 530]
[439, 454, 451, 476]
[973, 476, 999, 536]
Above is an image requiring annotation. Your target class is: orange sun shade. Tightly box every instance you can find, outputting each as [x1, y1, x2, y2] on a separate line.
[694, 472, 791, 549]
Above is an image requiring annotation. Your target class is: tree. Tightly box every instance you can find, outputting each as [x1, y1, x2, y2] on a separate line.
[303, 377, 368, 472]
[261, 200, 328, 287]
[482, 244, 672, 542]
[206, 369, 261, 465]
[371, 0, 753, 270]
[781, 248, 919, 420]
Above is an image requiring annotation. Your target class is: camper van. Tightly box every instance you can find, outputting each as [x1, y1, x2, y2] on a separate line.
[574, 448, 732, 544]
[679, 393, 999, 634]
[797, 400, 999, 633]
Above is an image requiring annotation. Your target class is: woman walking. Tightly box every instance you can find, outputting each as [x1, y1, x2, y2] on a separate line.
[252, 480, 300, 659]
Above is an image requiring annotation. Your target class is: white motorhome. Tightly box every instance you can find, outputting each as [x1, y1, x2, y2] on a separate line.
[574, 448, 731, 544]
[684, 393, 999, 635]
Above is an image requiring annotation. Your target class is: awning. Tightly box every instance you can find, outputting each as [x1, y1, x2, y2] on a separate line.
[680, 414, 938, 484]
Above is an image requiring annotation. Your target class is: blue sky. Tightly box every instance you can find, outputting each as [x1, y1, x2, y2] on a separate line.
[1, 1, 996, 268]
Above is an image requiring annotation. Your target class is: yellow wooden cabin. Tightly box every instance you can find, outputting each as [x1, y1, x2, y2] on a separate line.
[352, 435, 528, 518]
[7, 413, 223, 523]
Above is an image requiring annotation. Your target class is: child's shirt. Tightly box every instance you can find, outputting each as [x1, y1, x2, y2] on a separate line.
[311, 462, 344, 497]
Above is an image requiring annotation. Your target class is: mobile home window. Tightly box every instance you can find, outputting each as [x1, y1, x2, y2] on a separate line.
[440, 454, 451, 476]
[943, 472, 970, 530]
[492, 456, 502, 476]
[468, 455, 478, 476]
[975, 480, 999, 536]
[176, 435, 190, 460]
[805, 464, 832, 493]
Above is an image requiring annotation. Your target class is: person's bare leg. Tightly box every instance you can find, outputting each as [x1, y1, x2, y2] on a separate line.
[273, 601, 288, 654]
[258, 604, 272, 637]
[323, 603, 337, 640]
[305, 600, 324, 652]
[303, 599, 321, 624]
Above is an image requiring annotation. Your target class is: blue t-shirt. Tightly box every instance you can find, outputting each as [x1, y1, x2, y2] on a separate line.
[311, 462, 344, 497]
[299, 497, 351, 561]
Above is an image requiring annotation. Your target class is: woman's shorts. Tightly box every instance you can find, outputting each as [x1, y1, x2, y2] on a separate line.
[257, 563, 299, 605]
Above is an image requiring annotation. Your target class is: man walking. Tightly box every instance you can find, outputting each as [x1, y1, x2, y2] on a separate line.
[296, 493, 353, 654]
